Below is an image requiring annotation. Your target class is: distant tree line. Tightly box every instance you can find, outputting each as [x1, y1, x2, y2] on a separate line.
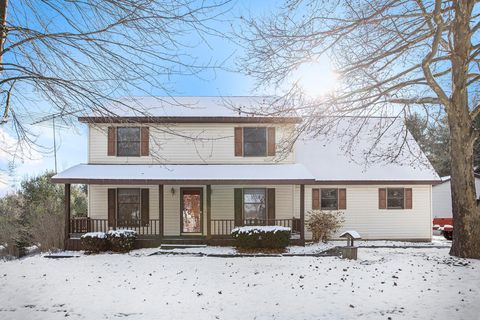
[406, 113, 480, 178]
[0, 172, 86, 257]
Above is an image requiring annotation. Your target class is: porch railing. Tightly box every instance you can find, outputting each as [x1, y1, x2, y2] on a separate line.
[210, 218, 302, 236]
[69, 217, 161, 236]
[70, 217, 301, 237]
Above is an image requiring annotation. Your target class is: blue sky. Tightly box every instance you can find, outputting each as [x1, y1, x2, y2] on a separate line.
[0, 0, 289, 193]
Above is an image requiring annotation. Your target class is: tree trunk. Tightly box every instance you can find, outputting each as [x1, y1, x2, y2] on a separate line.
[0, 0, 7, 65]
[448, 1, 480, 259]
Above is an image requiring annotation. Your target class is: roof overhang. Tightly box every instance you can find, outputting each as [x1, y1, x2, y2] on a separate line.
[78, 116, 302, 124]
[51, 164, 315, 185]
[437, 173, 480, 184]
[312, 180, 442, 185]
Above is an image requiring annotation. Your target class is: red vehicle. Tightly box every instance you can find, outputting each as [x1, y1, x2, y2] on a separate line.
[433, 218, 453, 240]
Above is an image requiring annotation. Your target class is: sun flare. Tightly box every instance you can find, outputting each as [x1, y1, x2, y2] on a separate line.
[294, 56, 339, 98]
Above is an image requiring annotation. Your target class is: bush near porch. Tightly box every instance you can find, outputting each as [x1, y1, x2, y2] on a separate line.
[80, 232, 108, 253]
[107, 230, 137, 253]
[306, 210, 345, 243]
[231, 226, 291, 248]
[80, 230, 137, 253]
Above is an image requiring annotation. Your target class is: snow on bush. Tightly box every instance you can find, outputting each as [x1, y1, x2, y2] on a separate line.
[81, 232, 107, 239]
[106, 230, 137, 238]
[231, 226, 291, 248]
[231, 226, 291, 234]
[106, 229, 137, 253]
[80, 232, 108, 253]
[80, 230, 137, 253]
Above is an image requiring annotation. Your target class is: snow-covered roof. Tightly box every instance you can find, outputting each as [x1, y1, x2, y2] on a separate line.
[79, 96, 300, 122]
[339, 231, 361, 239]
[57, 98, 441, 184]
[437, 173, 480, 184]
[296, 117, 440, 182]
[51, 163, 315, 184]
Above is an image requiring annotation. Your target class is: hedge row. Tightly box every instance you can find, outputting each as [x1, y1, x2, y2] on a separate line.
[231, 226, 291, 248]
[80, 230, 137, 253]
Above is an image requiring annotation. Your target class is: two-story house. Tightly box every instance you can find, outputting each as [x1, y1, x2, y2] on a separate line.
[52, 97, 440, 249]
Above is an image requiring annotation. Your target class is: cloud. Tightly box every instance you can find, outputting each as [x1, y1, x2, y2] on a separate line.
[0, 128, 43, 164]
[0, 171, 11, 196]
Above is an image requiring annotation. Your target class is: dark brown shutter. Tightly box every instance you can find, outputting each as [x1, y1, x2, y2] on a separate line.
[338, 188, 347, 210]
[234, 188, 243, 226]
[267, 188, 276, 222]
[379, 188, 387, 209]
[140, 127, 149, 156]
[267, 127, 276, 156]
[405, 188, 412, 209]
[107, 127, 116, 156]
[141, 189, 150, 226]
[108, 189, 117, 227]
[312, 188, 320, 210]
[234, 127, 243, 156]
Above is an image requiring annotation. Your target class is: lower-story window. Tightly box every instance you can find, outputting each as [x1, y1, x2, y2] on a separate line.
[387, 188, 404, 209]
[117, 189, 141, 226]
[321, 188, 338, 210]
[243, 188, 266, 220]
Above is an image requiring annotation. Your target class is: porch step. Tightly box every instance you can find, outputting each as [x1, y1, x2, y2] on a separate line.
[160, 244, 207, 250]
[160, 237, 206, 246]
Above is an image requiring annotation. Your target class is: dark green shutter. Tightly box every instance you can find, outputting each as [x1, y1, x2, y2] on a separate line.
[234, 188, 243, 226]
[267, 188, 275, 222]
[141, 189, 150, 226]
[108, 189, 117, 227]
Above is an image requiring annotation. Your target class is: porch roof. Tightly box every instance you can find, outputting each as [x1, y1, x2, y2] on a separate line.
[51, 163, 316, 185]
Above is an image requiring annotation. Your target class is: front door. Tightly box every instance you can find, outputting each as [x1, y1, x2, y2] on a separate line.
[181, 188, 203, 234]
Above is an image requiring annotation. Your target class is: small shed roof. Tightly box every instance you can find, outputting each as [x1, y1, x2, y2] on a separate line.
[339, 231, 361, 239]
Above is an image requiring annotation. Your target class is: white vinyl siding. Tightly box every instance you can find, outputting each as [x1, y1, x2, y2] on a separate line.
[88, 184, 297, 235]
[88, 123, 295, 164]
[88, 184, 432, 241]
[432, 178, 480, 219]
[89, 185, 159, 221]
[210, 185, 296, 221]
[304, 185, 432, 241]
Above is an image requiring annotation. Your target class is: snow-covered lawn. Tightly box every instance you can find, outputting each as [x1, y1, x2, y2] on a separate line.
[0, 246, 478, 320]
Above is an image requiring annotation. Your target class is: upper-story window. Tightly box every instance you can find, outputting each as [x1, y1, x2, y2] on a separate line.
[243, 127, 267, 156]
[234, 127, 275, 157]
[117, 127, 141, 156]
[107, 126, 149, 157]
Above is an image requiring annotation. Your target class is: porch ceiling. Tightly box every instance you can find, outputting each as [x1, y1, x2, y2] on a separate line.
[51, 163, 316, 185]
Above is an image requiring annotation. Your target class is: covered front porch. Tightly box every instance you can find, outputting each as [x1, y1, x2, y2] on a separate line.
[52, 164, 314, 249]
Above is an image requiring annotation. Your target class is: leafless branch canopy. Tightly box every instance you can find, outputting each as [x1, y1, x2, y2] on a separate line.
[240, 1, 478, 125]
[0, 0, 231, 158]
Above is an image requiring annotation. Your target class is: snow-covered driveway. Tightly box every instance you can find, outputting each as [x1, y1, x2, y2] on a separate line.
[0, 247, 479, 320]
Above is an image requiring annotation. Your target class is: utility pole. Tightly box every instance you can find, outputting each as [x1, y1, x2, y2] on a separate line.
[52, 117, 57, 173]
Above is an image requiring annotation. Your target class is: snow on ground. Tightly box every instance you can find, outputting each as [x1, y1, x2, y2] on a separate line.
[0, 245, 478, 320]
[131, 237, 451, 257]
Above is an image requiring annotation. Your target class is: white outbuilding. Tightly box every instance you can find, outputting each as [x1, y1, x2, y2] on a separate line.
[432, 174, 480, 219]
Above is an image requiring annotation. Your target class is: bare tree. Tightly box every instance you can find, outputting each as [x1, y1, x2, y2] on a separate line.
[0, 0, 231, 159]
[239, 0, 480, 258]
